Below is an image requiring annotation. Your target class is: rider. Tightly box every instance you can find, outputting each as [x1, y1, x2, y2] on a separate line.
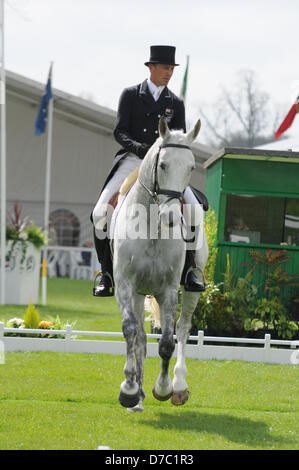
[92, 45, 206, 296]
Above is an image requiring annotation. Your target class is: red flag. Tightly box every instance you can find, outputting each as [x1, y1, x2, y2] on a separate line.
[275, 97, 299, 139]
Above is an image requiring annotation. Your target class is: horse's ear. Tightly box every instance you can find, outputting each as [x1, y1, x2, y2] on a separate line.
[186, 119, 201, 144]
[159, 116, 170, 140]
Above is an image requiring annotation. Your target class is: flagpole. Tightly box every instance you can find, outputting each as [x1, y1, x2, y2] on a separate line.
[0, 0, 6, 305]
[42, 62, 54, 306]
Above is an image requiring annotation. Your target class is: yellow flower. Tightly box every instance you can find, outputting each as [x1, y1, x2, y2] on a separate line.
[39, 321, 53, 329]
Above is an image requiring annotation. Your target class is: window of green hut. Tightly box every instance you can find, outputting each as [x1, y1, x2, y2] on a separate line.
[284, 199, 299, 246]
[224, 194, 285, 245]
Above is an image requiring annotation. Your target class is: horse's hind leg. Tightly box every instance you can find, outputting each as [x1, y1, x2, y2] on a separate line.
[115, 281, 140, 409]
[172, 289, 200, 406]
[152, 289, 177, 401]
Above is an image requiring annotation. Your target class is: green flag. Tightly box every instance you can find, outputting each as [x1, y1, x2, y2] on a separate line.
[180, 55, 189, 101]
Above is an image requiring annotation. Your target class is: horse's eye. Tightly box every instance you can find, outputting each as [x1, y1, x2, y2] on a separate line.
[191, 165, 196, 172]
[160, 162, 166, 170]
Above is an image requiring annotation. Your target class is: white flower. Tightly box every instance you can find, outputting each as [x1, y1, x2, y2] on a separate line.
[19, 232, 28, 241]
[7, 317, 25, 328]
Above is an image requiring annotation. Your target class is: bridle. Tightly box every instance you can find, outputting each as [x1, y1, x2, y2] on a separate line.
[138, 142, 195, 242]
[138, 142, 191, 205]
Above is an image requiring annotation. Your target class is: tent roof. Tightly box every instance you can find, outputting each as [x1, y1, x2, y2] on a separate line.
[256, 136, 299, 152]
[6, 69, 214, 164]
[204, 146, 299, 169]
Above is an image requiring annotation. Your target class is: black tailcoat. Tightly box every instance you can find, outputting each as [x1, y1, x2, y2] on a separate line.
[101, 80, 186, 190]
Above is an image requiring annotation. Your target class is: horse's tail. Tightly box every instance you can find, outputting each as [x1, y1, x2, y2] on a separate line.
[144, 296, 161, 329]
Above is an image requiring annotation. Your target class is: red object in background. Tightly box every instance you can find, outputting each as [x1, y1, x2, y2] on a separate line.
[275, 98, 299, 139]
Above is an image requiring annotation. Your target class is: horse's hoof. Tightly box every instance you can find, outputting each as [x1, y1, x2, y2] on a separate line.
[118, 390, 140, 408]
[152, 387, 173, 402]
[127, 403, 144, 413]
[171, 389, 189, 406]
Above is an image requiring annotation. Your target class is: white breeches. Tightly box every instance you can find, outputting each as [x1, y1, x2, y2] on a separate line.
[93, 154, 140, 233]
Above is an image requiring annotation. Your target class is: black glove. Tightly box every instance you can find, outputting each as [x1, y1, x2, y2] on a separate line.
[137, 143, 151, 159]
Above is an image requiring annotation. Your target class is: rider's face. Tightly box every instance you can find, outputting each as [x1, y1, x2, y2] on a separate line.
[149, 64, 175, 87]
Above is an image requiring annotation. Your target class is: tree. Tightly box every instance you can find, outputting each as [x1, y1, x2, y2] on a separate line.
[199, 70, 283, 148]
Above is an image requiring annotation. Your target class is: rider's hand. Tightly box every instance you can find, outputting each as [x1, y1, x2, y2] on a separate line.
[138, 143, 151, 158]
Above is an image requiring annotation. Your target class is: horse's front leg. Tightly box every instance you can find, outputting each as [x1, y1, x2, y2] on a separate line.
[172, 289, 200, 406]
[115, 279, 140, 409]
[128, 294, 147, 413]
[152, 289, 177, 402]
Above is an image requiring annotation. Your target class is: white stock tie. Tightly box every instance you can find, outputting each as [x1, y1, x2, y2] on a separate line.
[154, 89, 160, 101]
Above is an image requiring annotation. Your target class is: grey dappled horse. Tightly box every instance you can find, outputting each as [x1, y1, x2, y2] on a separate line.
[113, 117, 208, 412]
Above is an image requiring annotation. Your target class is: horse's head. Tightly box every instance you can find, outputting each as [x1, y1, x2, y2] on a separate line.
[154, 116, 201, 228]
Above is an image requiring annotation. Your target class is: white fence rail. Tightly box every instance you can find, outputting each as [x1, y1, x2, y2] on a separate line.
[0, 323, 298, 365]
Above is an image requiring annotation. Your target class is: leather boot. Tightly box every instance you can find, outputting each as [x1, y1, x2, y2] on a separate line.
[93, 232, 114, 297]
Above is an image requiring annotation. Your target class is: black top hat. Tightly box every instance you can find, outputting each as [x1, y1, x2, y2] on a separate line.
[145, 45, 179, 66]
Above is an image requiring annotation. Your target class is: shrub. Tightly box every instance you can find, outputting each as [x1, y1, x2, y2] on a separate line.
[24, 301, 41, 329]
[251, 296, 298, 339]
[192, 278, 257, 337]
[192, 254, 258, 337]
[204, 209, 218, 284]
[249, 249, 299, 299]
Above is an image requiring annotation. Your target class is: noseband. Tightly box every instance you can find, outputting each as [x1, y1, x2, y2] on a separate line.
[138, 143, 191, 205]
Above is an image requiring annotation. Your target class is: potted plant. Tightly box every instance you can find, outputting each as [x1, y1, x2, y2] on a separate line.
[5, 203, 47, 305]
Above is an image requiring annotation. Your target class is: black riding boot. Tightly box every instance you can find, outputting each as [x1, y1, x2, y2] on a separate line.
[181, 249, 206, 292]
[93, 232, 114, 297]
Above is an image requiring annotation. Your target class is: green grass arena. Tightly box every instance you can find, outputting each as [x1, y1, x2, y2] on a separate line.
[0, 279, 298, 450]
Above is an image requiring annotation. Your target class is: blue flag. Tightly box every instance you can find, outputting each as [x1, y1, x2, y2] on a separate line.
[35, 66, 53, 136]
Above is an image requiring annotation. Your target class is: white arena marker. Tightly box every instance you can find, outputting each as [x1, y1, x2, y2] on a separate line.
[290, 349, 299, 365]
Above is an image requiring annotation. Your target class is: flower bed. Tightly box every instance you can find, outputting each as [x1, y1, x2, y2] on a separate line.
[3, 302, 76, 339]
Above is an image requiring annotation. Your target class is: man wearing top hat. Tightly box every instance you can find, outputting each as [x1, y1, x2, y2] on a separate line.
[92, 45, 207, 296]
